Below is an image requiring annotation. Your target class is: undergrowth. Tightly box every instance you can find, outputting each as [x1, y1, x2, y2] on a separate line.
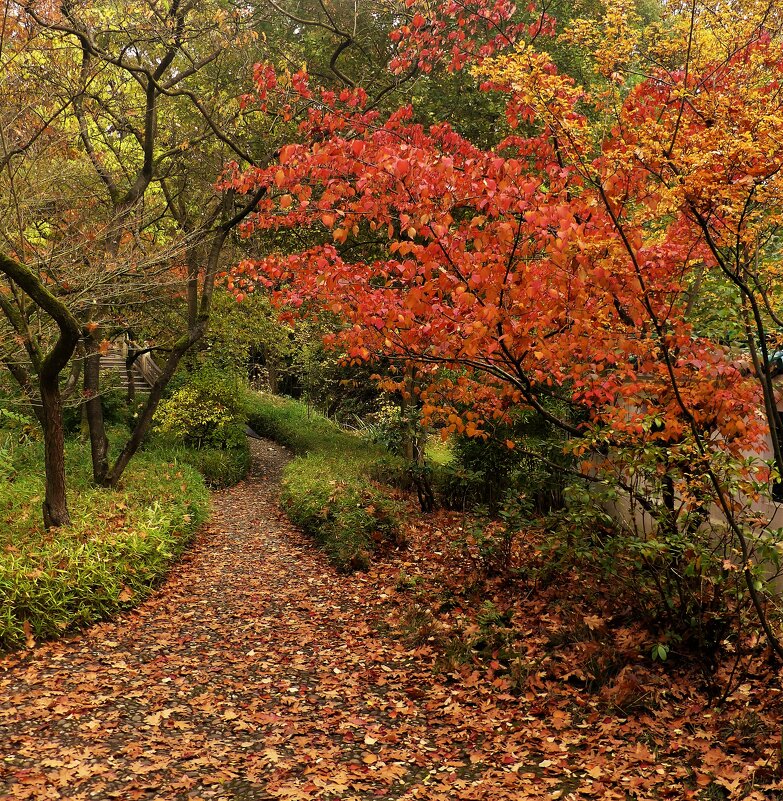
[154, 367, 251, 488]
[244, 392, 404, 570]
[155, 437, 250, 489]
[0, 434, 209, 650]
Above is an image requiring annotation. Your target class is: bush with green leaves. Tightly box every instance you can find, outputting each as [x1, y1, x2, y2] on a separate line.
[174, 439, 251, 489]
[363, 400, 409, 455]
[155, 369, 245, 450]
[281, 454, 401, 571]
[152, 369, 250, 487]
[0, 408, 40, 481]
[244, 391, 404, 570]
[455, 492, 533, 578]
[535, 469, 778, 668]
[433, 406, 573, 514]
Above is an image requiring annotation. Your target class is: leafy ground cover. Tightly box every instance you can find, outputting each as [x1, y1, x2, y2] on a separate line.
[157, 437, 250, 489]
[1, 438, 780, 800]
[382, 511, 783, 799]
[0, 434, 209, 649]
[244, 392, 405, 570]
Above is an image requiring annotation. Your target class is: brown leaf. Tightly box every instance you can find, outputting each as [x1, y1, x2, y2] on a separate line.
[23, 619, 35, 649]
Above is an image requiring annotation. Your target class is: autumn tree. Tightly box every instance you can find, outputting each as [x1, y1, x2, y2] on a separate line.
[229, 0, 783, 656]
[0, 0, 279, 523]
[0, 5, 86, 525]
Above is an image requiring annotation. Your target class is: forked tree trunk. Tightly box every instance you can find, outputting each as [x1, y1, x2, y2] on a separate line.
[0, 252, 81, 529]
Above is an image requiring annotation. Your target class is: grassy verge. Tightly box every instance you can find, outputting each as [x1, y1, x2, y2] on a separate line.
[0, 435, 209, 650]
[244, 392, 404, 571]
[153, 431, 251, 489]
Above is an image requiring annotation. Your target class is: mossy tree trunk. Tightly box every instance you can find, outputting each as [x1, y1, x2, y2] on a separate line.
[0, 252, 81, 528]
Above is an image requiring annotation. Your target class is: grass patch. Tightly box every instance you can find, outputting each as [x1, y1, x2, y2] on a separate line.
[244, 392, 404, 571]
[0, 434, 209, 650]
[152, 431, 251, 489]
[425, 435, 454, 467]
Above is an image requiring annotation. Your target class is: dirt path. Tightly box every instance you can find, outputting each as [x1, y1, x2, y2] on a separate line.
[0, 439, 528, 801]
[3, 439, 781, 801]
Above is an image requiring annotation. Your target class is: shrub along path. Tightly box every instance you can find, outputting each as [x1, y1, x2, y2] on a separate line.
[0, 439, 778, 800]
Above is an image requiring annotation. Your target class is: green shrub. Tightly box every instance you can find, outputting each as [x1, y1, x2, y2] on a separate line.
[538, 473, 761, 664]
[0, 407, 39, 441]
[281, 454, 400, 571]
[102, 387, 132, 427]
[244, 392, 404, 570]
[0, 409, 40, 481]
[431, 462, 487, 511]
[152, 369, 249, 487]
[363, 400, 408, 455]
[155, 369, 245, 450]
[455, 493, 532, 577]
[0, 439, 209, 650]
[178, 439, 251, 489]
[432, 407, 573, 514]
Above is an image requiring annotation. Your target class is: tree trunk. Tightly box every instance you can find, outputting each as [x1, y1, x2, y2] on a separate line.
[0, 252, 81, 529]
[83, 336, 110, 485]
[267, 354, 279, 394]
[40, 375, 70, 528]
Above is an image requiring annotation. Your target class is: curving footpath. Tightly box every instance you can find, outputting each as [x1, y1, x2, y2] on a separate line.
[0, 439, 525, 801]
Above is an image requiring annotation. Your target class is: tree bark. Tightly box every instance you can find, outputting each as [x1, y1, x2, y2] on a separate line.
[83, 334, 109, 485]
[40, 373, 70, 528]
[268, 354, 279, 394]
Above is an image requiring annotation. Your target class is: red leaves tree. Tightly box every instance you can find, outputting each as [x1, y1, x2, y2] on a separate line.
[230, 0, 783, 654]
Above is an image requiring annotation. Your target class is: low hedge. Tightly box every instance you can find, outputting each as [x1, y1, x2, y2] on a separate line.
[0, 437, 209, 650]
[182, 439, 251, 488]
[156, 428, 251, 489]
[244, 392, 404, 571]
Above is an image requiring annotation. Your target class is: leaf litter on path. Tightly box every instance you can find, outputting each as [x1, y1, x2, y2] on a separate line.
[0, 439, 780, 800]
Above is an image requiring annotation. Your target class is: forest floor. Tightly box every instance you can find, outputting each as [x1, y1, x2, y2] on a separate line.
[1, 438, 782, 801]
